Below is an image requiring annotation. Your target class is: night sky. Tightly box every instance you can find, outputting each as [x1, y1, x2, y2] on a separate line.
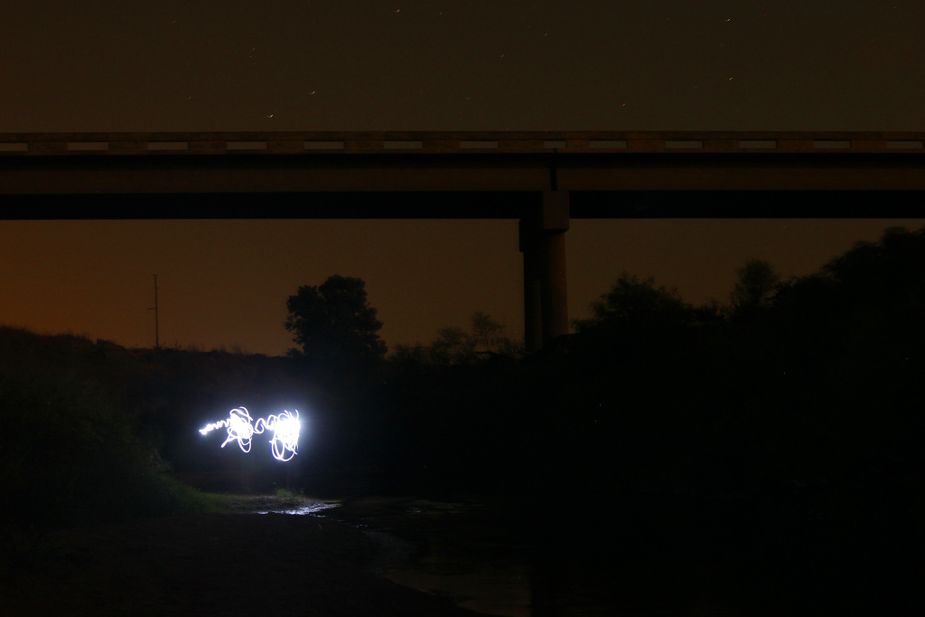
[1, 2, 923, 354]
[3, 1, 923, 131]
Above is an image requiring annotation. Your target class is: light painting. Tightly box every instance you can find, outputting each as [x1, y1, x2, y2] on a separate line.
[199, 407, 301, 462]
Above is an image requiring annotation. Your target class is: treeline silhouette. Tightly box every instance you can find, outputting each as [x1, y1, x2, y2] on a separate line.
[1, 226, 923, 612]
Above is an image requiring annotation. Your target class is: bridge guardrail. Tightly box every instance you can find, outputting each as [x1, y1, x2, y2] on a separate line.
[0, 132, 923, 156]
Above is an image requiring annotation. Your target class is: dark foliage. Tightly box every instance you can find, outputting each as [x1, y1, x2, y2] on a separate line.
[391, 311, 522, 367]
[3, 226, 923, 614]
[574, 272, 697, 331]
[366, 226, 925, 614]
[285, 275, 387, 372]
[0, 329, 208, 533]
[729, 258, 780, 319]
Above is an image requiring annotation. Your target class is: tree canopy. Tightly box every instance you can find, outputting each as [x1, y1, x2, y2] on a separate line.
[729, 259, 780, 319]
[391, 311, 522, 367]
[574, 273, 697, 331]
[285, 275, 386, 370]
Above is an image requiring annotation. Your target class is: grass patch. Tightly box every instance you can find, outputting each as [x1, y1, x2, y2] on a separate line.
[156, 475, 236, 514]
[222, 491, 325, 513]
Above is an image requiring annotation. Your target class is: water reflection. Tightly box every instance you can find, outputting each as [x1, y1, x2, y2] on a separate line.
[255, 501, 341, 516]
[253, 497, 605, 616]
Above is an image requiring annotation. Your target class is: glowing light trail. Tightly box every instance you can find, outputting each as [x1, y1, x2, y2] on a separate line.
[199, 407, 301, 462]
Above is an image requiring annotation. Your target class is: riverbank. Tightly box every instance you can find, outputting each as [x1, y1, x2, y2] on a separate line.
[0, 510, 480, 616]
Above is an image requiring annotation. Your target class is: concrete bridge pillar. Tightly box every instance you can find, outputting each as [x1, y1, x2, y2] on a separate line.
[520, 191, 570, 352]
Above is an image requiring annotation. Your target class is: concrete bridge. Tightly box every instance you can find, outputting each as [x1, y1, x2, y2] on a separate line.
[2, 131, 924, 350]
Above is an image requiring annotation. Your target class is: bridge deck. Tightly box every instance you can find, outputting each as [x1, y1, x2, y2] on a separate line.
[1, 132, 923, 219]
[2, 132, 922, 347]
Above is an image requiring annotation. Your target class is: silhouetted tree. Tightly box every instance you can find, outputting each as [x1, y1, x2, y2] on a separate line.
[729, 259, 779, 319]
[390, 311, 522, 366]
[470, 311, 522, 354]
[388, 342, 430, 366]
[285, 275, 386, 370]
[773, 226, 925, 331]
[574, 273, 694, 331]
[430, 312, 522, 364]
[824, 226, 925, 305]
[429, 326, 471, 365]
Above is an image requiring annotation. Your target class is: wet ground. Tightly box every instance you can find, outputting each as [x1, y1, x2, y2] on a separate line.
[299, 496, 635, 617]
[327, 497, 535, 617]
[230, 494, 622, 616]
[310, 496, 761, 616]
[0, 500, 480, 617]
[1, 494, 753, 616]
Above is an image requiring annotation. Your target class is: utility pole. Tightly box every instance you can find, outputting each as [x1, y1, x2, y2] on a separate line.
[148, 274, 160, 349]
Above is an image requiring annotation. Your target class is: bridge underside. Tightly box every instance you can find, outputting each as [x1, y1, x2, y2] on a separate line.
[1, 139, 923, 350]
[2, 189, 922, 352]
[1, 190, 923, 219]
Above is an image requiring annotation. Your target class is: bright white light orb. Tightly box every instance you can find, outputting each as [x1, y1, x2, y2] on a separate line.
[255, 410, 301, 462]
[199, 407, 301, 462]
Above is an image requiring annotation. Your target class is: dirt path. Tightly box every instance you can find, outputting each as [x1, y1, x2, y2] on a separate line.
[1, 513, 483, 616]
